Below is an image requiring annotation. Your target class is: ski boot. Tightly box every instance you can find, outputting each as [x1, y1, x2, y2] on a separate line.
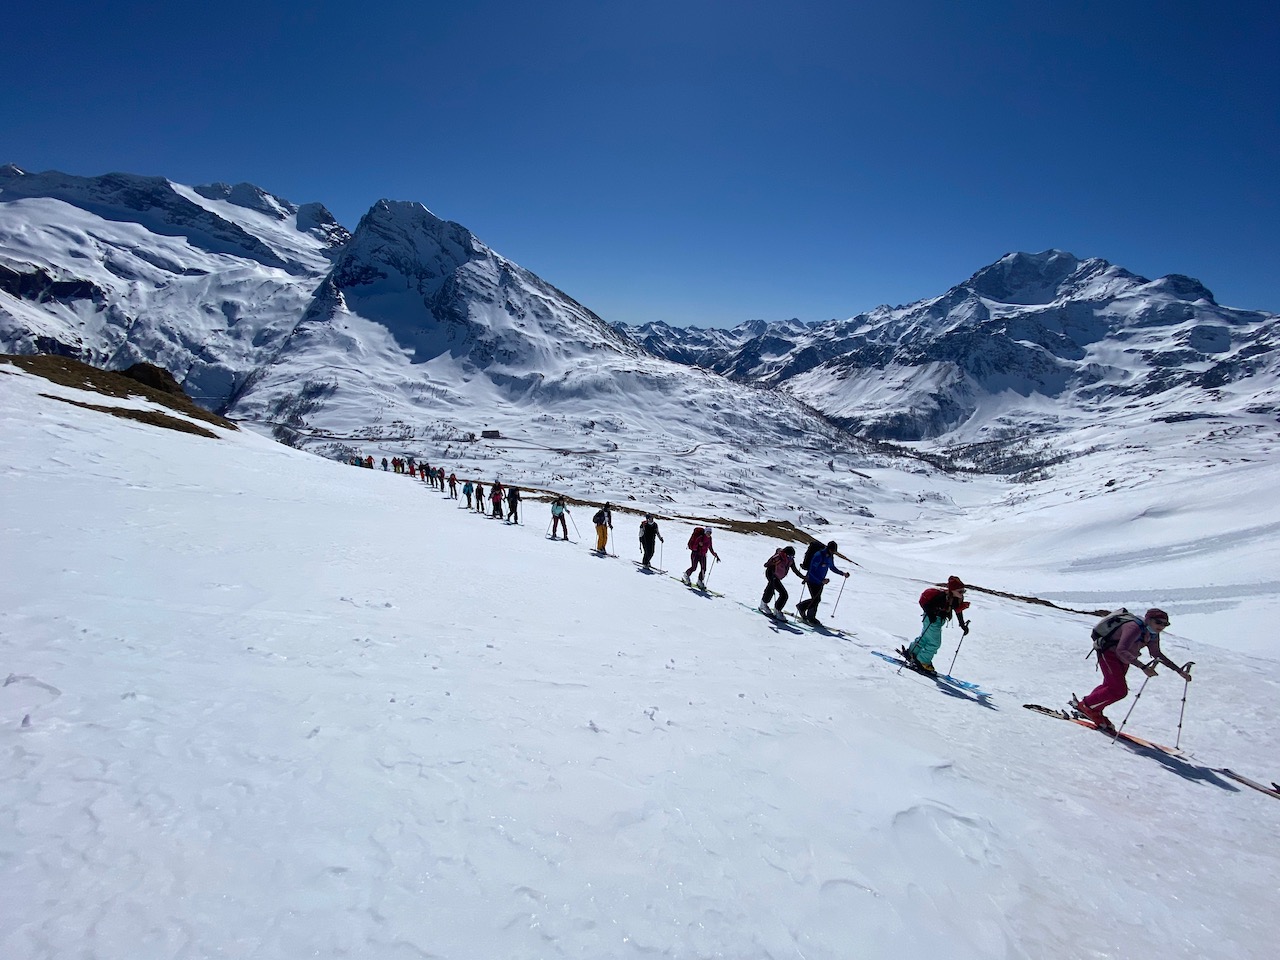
[1071, 695, 1115, 733]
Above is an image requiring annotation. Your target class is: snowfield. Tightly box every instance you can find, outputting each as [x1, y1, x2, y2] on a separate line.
[2, 361, 1277, 959]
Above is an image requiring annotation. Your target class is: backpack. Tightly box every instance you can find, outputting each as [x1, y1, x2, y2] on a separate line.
[688, 527, 706, 551]
[919, 587, 949, 619]
[764, 548, 788, 578]
[1091, 608, 1143, 654]
[801, 541, 821, 571]
[593, 509, 607, 525]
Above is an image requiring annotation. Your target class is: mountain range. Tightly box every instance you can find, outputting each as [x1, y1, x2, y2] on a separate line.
[3, 163, 1276, 503]
[618, 251, 1279, 441]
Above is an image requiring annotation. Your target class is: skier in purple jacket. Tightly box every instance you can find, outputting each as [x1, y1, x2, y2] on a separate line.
[1075, 608, 1191, 732]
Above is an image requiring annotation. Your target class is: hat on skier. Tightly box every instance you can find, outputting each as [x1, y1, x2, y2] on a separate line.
[1145, 608, 1170, 626]
[784, 545, 795, 555]
[946, 576, 965, 592]
[826, 541, 838, 552]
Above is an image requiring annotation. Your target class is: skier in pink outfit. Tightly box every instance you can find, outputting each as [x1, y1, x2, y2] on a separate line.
[1076, 608, 1191, 732]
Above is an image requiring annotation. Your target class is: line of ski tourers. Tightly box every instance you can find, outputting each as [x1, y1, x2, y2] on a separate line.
[390, 465, 1277, 800]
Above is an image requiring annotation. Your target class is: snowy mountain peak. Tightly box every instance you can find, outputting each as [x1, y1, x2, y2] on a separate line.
[0, 167, 304, 272]
[623, 249, 1278, 440]
[337, 199, 484, 283]
[194, 181, 297, 220]
[320, 197, 633, 373]
[964, 249, 1088, 304]
[295, 202, 351, 250]
[1138, 272, 1217, 304]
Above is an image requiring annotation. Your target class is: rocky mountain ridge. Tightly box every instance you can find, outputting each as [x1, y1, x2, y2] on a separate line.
[617, 251, 1279, 440]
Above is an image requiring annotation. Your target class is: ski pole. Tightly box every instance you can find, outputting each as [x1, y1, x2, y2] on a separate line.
[946, 631, 967, 678]
[546, 518, 554, 537]
[831, 576, 848, 615]
[1175, 661, 1195, 749]
[1113, 673, 1152, 743]
[568, 511, 580, 539]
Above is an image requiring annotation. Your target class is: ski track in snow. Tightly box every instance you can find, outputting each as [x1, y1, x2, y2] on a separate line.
[1, 364, 1279, 960]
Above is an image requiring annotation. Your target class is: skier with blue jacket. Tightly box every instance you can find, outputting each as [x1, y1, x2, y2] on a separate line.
[795, 541, 849, 624]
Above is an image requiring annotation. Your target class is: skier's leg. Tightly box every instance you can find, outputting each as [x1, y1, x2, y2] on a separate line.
[907, 616, 944, 666]
[1082, 651, 1130, 712]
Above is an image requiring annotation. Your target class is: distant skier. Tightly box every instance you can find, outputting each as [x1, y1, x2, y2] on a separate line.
[506, 485, 521, 523]
[490, 481, 505, 519]
[593, 503, 614, 553]
[903, 576, 971, 673]
[474, 482, 485, 513]
[1074, 608, 1190, 733]
[682, 526, 720, 587]
[760, 545, 803, 616]
[638, 514, 663, 568]
[550, 497, 570, 540]
[462, 480, 474, 508]
[381, 457, 388, 471]
[795, 541, 848, 624]
[448, 473, 458, 498]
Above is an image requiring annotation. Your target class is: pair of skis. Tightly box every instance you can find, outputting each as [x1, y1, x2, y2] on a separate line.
[871, 648, 986, 694]
[1023, 703, 1185, 755]
[1023, 704, 1279, 800]
[761, 605, 855, 639]
[676, 575, 723, 597]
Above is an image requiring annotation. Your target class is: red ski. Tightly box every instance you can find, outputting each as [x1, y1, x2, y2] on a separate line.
[1022, 703, 1188, 758]
[1217, 768, 1280, 801]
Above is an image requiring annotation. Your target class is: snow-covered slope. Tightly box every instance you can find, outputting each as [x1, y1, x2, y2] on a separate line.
[3, 357, 1278, 960]
[0, 165, 344, 407]
[618, 251, 1280, 442]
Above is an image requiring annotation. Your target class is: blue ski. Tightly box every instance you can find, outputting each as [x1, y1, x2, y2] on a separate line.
[871, 650, 986, 694]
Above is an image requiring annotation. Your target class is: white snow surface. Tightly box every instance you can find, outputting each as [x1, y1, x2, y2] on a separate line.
[3, 362, 1278, 959]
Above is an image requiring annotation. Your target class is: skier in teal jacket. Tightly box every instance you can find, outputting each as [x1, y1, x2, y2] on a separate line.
[905, 576, 970, 672]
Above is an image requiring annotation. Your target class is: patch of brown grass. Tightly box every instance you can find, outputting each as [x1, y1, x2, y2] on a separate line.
[41, 394, 220, 439]
[3, 354, 235, 431]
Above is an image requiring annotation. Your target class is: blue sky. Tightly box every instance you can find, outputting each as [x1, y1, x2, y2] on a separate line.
[5, 0, 1277, 325]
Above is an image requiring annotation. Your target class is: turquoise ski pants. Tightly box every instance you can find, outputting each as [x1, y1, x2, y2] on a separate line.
[907, 615, 946, 666]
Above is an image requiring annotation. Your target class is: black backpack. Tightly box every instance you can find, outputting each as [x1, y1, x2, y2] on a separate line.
[593, 508, 607, 525]
[1090, 608, 1143, 654]
[801, 540, 821, 571]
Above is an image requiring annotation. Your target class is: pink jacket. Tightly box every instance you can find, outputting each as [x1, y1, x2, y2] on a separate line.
[767, 551, 797, 580]
[1113, 620, 1162, 666]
